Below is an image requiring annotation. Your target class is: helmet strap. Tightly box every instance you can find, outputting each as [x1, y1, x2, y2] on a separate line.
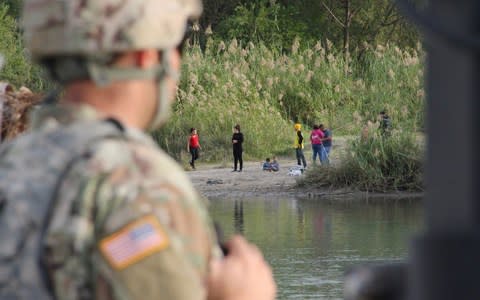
[86, 49, 179, 131]
[149, 50, 174, 131]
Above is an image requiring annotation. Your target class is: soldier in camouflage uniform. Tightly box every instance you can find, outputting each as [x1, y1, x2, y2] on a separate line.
[0, 1, 276, 299]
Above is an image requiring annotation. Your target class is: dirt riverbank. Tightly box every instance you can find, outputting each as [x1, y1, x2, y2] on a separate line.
[186, 136, 423, 201]
[187, 158, 301, 199]
[187, 156, 423, 202]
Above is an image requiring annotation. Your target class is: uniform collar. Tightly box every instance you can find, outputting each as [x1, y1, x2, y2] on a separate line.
[29, 103, 156, 146]
[30, 103, 99, 129]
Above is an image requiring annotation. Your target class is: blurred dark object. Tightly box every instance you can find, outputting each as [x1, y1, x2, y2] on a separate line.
[394, 0, 480, 299]
[344, 263, 406, 300]
[214, 222, 229, 256]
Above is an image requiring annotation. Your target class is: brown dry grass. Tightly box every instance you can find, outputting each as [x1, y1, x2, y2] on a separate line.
[0, 82, 43, 142]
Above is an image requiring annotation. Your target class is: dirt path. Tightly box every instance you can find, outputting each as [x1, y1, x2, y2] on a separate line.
[187, 137, 423, 201]
[187, 137, 348, 199]
[187, 158, 301, 199]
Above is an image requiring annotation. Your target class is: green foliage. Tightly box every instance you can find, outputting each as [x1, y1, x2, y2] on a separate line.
[201, 0, 419, 53]
[299, 130, 424, 192]
[215, 1, 308, 50]
[3, 0, 22, 19]
[153, 39, 424, 166]
[0, 3, 51, 91]
[152, 43, 293, 163]
[0, 1, 424, 179]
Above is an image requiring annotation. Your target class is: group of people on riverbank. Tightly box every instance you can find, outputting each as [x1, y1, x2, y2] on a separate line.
[187, 122, 333, 172]
[294, 123, 332, 169]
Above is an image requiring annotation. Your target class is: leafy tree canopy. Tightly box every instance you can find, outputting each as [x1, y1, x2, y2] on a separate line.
[200, 0, 419, 52]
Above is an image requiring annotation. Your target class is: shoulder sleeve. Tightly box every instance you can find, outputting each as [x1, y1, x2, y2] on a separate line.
[96, 200, 209, 300]
[48, 138, 219, 300]
[95, 170, 216, 299]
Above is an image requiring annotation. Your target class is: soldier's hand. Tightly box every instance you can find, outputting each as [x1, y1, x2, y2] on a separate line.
[207, 235, 277, 300]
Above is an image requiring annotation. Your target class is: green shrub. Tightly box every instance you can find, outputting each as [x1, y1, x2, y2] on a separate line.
[0, 4, 51, 91]
[299, 129, 424, 192]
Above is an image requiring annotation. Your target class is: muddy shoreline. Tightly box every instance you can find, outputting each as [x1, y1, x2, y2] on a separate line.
[187, 159, 423, 202]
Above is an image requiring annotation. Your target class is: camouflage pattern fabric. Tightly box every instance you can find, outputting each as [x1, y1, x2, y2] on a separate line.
[0, 106, 128, 300]
[23, 0, 202, 59]
[0, 103, 221, 299]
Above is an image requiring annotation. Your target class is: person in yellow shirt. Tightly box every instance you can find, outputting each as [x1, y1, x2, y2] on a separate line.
[294, 123, 307, 169]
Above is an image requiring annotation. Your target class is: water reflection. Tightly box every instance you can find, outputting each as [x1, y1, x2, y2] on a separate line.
[296, 203, 305, 241]
[209, 197, 423, 300]
[234, 200, 244, 233]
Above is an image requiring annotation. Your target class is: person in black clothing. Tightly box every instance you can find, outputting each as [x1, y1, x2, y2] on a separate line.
[379, 110, 392, 137]
[232, 124, 244, 172]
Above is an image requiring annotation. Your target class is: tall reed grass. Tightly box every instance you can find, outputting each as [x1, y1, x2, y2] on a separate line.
[299, 127, 424, 192]
[153, 38, 424, 164]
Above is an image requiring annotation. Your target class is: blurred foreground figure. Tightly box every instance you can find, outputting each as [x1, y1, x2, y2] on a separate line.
[344, 263, 406, 300]
[0, 1, 276, 300]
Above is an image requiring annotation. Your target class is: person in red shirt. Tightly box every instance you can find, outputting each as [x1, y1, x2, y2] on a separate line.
[310, 124, 325, 165]
[187, 127, 201, 170]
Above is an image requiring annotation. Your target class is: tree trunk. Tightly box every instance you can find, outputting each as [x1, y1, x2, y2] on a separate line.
[343, 0, 351, 73]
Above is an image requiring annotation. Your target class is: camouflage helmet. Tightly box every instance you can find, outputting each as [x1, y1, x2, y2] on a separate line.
[23, 0, 202, 59]
[22, 0, 202, 131]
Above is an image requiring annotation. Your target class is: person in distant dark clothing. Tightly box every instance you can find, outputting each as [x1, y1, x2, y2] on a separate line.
[320, 124, 332, 164]
[379, 110, 392, 137]
[232, 124, 244, 172]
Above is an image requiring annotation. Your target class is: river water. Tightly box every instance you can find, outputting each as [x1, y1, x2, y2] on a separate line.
[209, 197, 423, 300]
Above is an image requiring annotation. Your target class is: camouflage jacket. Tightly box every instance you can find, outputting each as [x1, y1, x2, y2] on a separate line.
[2, 104, 220, 300]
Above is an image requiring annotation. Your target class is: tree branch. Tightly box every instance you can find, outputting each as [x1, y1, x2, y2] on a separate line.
[382, 17, 401, 27]
[321, 1, 345, 28]
[380, 4, 401, 27]
[350, 6, 361, 22]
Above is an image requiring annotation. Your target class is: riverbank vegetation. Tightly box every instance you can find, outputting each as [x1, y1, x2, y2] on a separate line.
[1, 0, 425, 190]
[299, 128, 424, 192]
[0, 5, 50, 91]
[154, 39, 424, 164]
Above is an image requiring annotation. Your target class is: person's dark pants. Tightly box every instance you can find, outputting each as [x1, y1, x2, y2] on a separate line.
[233, 148, 243, 171]
[190, 147, 199, 168]
[296, 148, 307, 168]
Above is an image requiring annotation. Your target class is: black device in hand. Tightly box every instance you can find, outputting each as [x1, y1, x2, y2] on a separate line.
[214, 222, 229, 256]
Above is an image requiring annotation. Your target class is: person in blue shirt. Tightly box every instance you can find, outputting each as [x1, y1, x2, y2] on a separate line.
[263, 158, 273, 171]
[320, 124, 332, 164]
[270, 156, 279, 172]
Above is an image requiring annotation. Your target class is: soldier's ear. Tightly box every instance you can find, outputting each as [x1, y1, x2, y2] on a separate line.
[134, 50, 159, 69]
[170, 49, 181, 71]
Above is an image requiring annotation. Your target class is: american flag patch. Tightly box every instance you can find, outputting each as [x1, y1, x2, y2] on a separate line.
[99, 215, 170, 270]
